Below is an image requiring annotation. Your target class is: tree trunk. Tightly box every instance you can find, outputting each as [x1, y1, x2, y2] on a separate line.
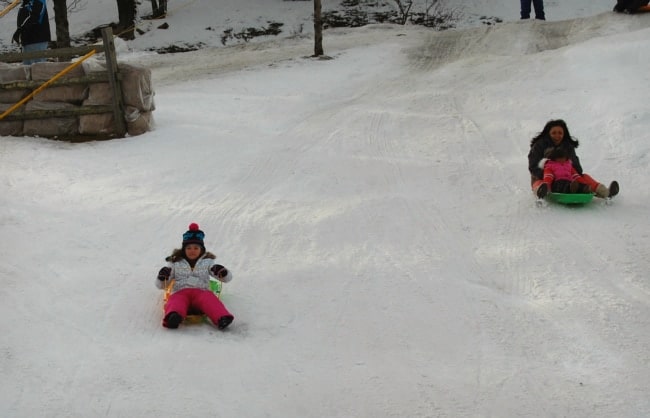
[116, 0, 136, 40]
[313, 0, 323, 56]
[151, 0, 167, 18]
[52, 0, 70, 49]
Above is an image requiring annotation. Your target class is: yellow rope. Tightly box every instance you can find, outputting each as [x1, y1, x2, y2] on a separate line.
[0, 49, 96, 121]
[0, 0, 20, 18]
[1, 0, 197, 120]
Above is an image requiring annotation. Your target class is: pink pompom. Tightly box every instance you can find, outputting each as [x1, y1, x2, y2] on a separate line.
[188, 223, 199, 231]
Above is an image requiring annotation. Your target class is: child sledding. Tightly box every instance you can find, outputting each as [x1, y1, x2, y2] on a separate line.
[155, 223, 234, 330]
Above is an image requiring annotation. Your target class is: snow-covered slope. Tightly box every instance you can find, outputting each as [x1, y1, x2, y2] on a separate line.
[1, 1, 649, 417]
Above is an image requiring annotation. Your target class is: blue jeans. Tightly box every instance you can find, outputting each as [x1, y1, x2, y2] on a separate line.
[520, 0, 545, 20]
[22, 42, 48, 65]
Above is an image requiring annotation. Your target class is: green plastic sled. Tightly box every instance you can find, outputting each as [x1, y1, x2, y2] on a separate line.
[547, 192, 594, 205]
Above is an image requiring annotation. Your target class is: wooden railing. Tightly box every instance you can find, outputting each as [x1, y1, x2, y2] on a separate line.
[0, 26, 127, 138]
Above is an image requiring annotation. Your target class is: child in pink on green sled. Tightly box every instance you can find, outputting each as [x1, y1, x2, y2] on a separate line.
[537, 147, 592, 197]
[156, 223, 234, 330]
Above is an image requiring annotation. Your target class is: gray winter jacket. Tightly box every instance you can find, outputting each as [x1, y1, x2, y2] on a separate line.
[155, 251, 232, 293]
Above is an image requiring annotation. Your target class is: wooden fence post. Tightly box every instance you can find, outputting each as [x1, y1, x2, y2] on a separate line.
[101, 26, 127, 137]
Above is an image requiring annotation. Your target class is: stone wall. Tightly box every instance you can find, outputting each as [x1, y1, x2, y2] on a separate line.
[0, 60, 155, 139]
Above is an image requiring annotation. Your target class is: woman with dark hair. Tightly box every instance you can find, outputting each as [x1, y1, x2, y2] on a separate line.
[527, 119, 619, 199]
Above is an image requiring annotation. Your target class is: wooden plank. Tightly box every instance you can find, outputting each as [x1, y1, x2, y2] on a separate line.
[0, 73, 110, 91]
[101, 26, 127, 137]
[0, 45, 105, 64]
[1, 105, 114, 121]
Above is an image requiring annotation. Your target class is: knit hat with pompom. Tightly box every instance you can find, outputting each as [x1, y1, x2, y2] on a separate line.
[182, 223, 205, 249]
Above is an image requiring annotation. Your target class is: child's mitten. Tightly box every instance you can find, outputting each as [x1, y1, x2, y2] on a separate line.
[157, 267, 171, 281]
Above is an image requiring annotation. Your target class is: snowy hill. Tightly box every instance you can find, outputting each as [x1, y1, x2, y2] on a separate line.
[1, 1, 649, 417]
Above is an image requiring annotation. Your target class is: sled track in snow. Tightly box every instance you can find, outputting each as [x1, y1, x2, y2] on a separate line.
[139, 12, 650, 85]
[408, 12, 650, 71]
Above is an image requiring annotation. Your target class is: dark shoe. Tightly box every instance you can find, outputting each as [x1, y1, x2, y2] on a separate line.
[164, 312, 183, 329]
[536, 183, 548, 199]
[568, 180, 590, 193]
[608, 181, 619, 198]
[217, 315, 234, 330]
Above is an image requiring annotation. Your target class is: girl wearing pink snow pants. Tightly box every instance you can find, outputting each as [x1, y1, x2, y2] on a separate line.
[155, 223, 234, 330]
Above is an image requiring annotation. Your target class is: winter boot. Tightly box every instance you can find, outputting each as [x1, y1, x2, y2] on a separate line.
[578, 183, 591, 194]
[536, 183, 548, 199]
[217, 315, 234, 330]
[164, 312, 183, 329]
[608, 181, 619, 198]
[570, 181, 591, 194]
[552, 180, 571, 193]
[595, 183, 609, 198]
